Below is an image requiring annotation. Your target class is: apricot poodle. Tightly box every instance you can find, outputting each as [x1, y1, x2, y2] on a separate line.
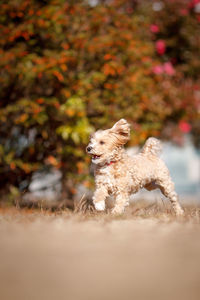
[86, 119, 184, 215]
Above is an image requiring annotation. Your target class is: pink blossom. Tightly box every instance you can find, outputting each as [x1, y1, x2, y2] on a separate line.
[150, 24, 159, 33]
[155, 40, 166, 55]
[180, 8, 189, 16]
[152, 65, 163, 75]
[163, 62, 175, 76]
[179, 121, 191, 133]
[188, 0, 200, 9]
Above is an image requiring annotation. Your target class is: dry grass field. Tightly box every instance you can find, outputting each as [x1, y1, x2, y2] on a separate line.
[0, 200, 200, 300]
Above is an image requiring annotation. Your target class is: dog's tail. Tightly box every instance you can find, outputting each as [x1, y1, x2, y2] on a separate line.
[141, 137, 162, 157]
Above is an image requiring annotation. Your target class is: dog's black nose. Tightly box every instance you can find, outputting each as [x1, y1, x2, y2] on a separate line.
[87, 146, 92, 152]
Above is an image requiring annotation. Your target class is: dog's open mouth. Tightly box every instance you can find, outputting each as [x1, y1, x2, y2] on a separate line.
[92, 154, 101, 160]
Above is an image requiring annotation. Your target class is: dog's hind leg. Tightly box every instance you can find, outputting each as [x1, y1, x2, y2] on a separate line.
[156, 177, 184, 216]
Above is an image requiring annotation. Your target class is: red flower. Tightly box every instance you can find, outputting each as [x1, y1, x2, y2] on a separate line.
[180, 8, 189, 16]
[155, 40, 166, 55]
[150, 24, 159, 33]
[152, 62, 176, 76]
[188, 0, 200, 9]
[179, 121, 191, 133]
[152, 65, 163, 75]
[163, 62, 175, 76]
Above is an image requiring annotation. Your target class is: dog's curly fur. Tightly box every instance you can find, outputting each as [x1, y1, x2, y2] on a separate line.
[86, 119, 184, 215]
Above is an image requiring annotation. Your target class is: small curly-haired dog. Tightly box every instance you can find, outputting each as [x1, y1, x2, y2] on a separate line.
[86, 119, 184, 215]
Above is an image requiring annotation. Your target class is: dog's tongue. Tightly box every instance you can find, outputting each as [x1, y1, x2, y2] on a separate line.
[93, 155, 100, 160]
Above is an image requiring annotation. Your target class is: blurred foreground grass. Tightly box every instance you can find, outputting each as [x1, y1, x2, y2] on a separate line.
[0, 199, 200, 222]
[0, 201, 200, 300]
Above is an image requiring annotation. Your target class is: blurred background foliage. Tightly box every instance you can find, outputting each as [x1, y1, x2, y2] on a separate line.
[0, 0, 199, 201]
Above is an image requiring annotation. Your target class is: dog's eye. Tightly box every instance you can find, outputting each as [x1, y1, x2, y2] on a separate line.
[99, 141, 105, 145]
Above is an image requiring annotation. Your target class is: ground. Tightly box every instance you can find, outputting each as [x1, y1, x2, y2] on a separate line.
[0, 201, 200, 300]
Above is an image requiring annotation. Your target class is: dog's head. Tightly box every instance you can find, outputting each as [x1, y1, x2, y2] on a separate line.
[86, 119, 130, 165]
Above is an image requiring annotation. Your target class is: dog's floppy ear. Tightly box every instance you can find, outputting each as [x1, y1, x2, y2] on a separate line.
[110, 119, 130, 145]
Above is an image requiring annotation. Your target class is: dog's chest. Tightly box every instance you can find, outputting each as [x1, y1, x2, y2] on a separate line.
[95, 165, 130, 194]
[95, 167, 117, 194]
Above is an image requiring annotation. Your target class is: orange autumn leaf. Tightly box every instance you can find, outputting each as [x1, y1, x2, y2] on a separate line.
[60, 64, 68, 71]
[16, 113, 28, 123]
[46, 155, 58, 167]
[21, 32, 30, 40]
[77, 161, 84, 174]
[104, 83, 113, 90]
[62, 90, 71, 98]
[36, 10, 42, 16]
[22, 163, 31, 173]
[62, 43, 69, 50]
[65, 109, 75, 117]
[38, 19, 46, 27]
[41, 130, 48, 139]
[53, 101, 60, 109]
[33, 107, 42, 114]
[102, 63, 116, 76]
[28, 9, 34, 16]
[140, 131, 148, 141]
[10, 162, 16, 170]
[130, 73, 139, 83]
[53, 70, 64, 82]
[116, 66, 125, 74]
[83, 180, 93, 188]
[20, 51, 28, 57]
[104, 53, 112, 60]
[77, 111, 85, 117]
[103, 53, 116, 60]
[70, 187, 77, 195]
[36, 98, 44, 104]
[59, 56, 68, 64]
[17, 12, 23, 18]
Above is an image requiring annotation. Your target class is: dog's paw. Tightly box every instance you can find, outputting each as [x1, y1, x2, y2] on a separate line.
[175, 206, 184, 216]
[94, 201, 105, 211]
[111, 206, 125, 215]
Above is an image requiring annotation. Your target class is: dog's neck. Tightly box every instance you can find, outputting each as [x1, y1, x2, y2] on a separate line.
[98, 146, 126, 168]
[105, 160, 116, 166]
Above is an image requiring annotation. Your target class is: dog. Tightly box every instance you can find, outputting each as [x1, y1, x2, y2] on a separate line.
[86, 119, 184, 215]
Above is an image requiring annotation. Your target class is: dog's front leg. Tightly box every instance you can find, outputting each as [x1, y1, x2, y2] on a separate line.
[111, 192, 129, 215]
[93, 186, 108, 211]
